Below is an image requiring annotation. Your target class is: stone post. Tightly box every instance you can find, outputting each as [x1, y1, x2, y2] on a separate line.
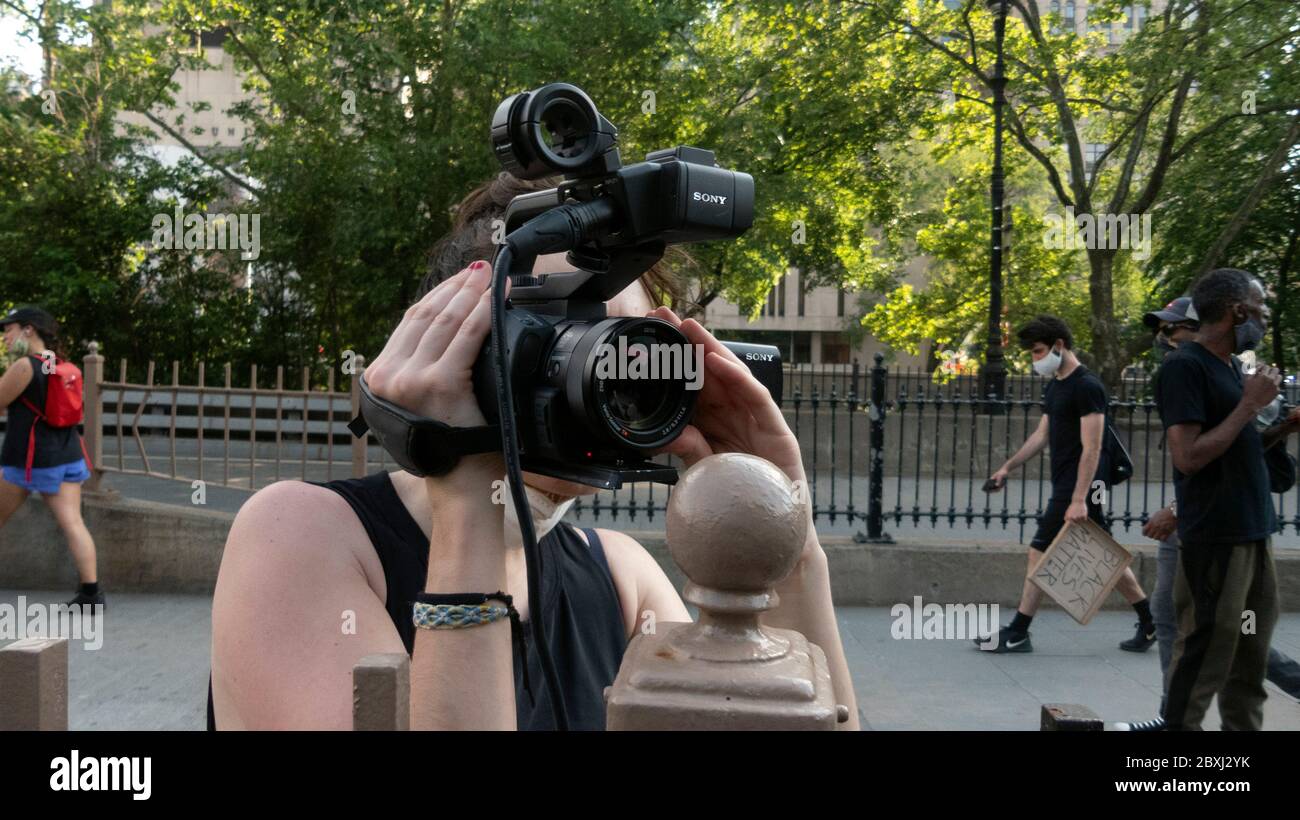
[605, 453, 845, 730]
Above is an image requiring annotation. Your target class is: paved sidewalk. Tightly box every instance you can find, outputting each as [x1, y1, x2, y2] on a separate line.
[3, 589, 1298, 730]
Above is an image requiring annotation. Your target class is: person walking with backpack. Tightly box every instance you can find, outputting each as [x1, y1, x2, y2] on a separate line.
[976, 315, 1155, 653]
[0, 306, 102, 611]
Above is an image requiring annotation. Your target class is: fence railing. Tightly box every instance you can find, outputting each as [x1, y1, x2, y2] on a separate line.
[571, 354, 1300, 543]
[66, 343, 396, 492]
[3, 346, 1295, 544]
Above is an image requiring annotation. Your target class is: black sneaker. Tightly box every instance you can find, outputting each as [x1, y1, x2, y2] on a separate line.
[972, 625, 1033, 653]
[1113, 716, 1166, 732]
[64, 590, 106, 614]
[1120, 622, 1156, 652]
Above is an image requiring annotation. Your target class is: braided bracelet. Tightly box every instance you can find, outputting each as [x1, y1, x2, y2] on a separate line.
[409, 590, 533, 705]
[413, 602, 509, 630]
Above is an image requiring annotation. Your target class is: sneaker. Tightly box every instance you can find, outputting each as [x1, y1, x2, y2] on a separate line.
[1120, 622, 1156, 652]
[1113, 716, 1166, 732]
[972, 625, 1033, 653]
[64, 590, 106, 614]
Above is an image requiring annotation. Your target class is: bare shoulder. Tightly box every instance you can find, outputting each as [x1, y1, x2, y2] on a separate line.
[219, 479, 384, 598]
[227, 480, 354, 550]
[1, 356, 38, 411]
[0, 354, 33, 387]
[582, 527, 690, 640]
[212, 479, 397, 729]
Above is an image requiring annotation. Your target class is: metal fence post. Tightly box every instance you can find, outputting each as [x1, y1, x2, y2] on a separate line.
[350, 355, 367, 478]
[862, 352, 893, 543]
[82, 342, 105, 492]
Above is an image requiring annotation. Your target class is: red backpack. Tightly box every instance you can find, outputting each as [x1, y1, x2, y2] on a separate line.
[18, 354, 92, 481]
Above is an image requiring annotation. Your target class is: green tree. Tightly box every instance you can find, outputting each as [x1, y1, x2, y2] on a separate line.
[0, 0, 253, 376]
[847, 0, 1300, 386]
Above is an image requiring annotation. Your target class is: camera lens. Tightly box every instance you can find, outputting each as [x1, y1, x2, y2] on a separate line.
[603, 330, 678, 432]
[562, 317, 698, 451]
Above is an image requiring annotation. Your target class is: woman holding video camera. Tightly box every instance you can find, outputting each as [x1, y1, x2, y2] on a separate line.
[210, 173, 859, 730]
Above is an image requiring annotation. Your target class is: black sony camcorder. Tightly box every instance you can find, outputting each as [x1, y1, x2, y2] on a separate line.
[468, 83, 781, 489]
[353, 83, 781, 490]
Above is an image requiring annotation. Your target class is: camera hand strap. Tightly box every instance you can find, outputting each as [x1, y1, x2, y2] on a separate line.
[347, 373, 500, 477]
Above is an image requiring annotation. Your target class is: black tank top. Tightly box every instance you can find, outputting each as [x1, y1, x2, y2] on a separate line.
[0, 355, 83, 469]
[206, 471, 628, 730]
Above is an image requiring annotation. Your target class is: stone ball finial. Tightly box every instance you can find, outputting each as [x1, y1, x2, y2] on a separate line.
[666, 453, 808, 593]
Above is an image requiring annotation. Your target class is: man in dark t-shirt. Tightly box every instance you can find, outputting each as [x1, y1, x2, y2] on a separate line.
[1157, 269, 1295, 731]
[977, 315, 1154, 653]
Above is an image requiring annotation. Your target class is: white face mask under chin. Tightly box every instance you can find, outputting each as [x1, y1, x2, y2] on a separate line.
[502, 477, 576, 551]
[1033, 347, 1062, 378]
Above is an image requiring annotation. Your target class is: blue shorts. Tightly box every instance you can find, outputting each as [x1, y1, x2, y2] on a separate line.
[2, 459, 91, 494]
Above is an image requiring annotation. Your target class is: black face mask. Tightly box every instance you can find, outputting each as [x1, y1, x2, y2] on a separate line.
[1234, 315, 1265, 354]
[1153, 334, 1176, 362]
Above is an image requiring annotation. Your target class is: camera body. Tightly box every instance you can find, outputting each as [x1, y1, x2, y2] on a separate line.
[471, 83, 778, 489]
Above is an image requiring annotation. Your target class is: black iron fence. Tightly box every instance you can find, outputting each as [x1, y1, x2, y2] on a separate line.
[573, 355, 1300, 545]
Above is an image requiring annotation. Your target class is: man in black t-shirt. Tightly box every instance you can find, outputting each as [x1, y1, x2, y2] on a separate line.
[1157, 269, 1295, 731]
[977, 315, 1154, 653]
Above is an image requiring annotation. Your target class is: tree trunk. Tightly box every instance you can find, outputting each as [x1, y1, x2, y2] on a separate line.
[1274, 224, 1298, 376]
[1086, 248, 1122, 391]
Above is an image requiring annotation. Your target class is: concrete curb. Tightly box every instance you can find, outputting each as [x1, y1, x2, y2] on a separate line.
[0, 493, 231, 594]
[1, 495, 1296, 611]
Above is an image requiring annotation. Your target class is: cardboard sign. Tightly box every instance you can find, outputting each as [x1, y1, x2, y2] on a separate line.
[1030, 518, 1133, 625]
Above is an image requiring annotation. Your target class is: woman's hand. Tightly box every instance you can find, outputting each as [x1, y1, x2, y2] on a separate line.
[648, 306, 806, 491]
[363, 260, 502, 429]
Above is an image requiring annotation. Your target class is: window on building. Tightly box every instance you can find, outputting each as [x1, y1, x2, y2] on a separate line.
[792, 332, 812, 364]
[1065, 0, 1076, 31]
[1084, 142, 1106, 175]
[797, 279, 806, 317]
[837, 287, 846, 317]
[821, 332, 851, 365]
[227, 127, 236, 137]
[761, 275, 787, 317]
[1049, 0, 1061, 33]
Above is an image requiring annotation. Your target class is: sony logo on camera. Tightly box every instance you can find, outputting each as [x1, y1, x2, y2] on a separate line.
[745, 351, 775, 362]
[691, 191, 728, 205]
